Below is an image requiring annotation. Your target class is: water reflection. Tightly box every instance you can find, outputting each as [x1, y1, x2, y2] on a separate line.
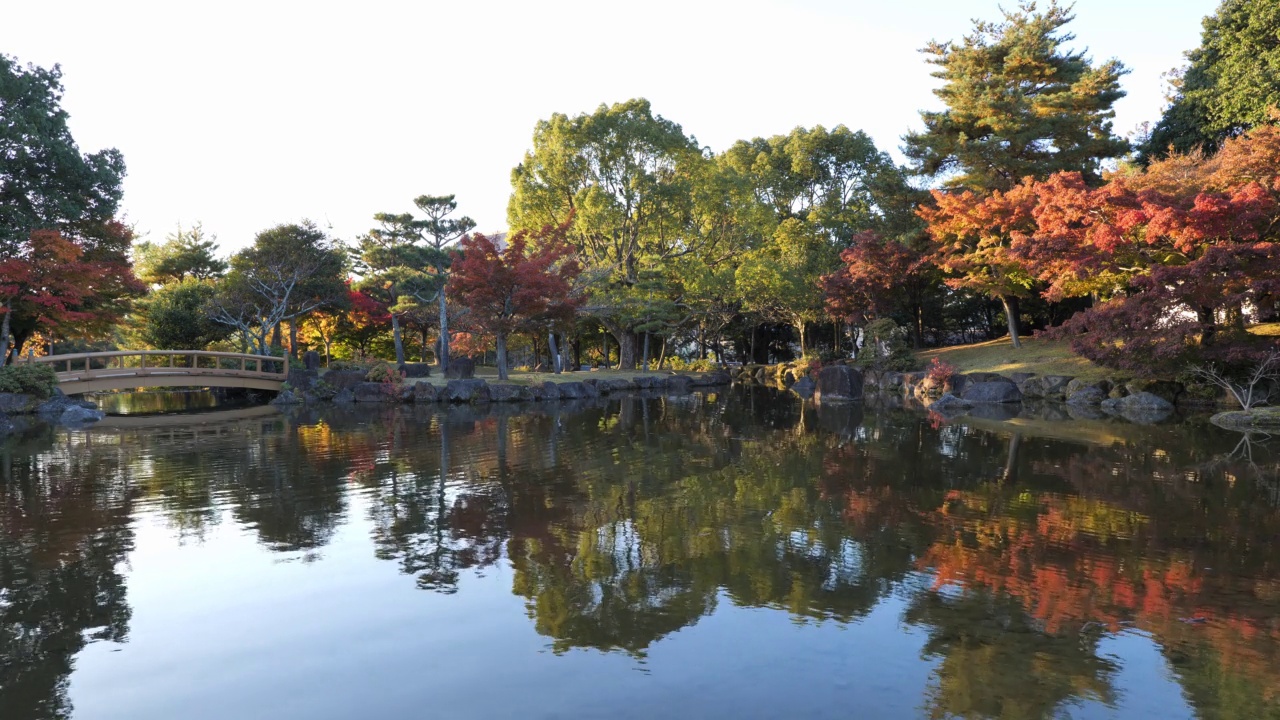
[2, 389, 1279, 719]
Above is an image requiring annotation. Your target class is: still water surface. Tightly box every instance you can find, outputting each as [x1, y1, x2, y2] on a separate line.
[2, 388, 1278, 719]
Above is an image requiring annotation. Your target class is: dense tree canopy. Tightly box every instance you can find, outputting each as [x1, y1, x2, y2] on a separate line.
[1143, 0, 1280, 158]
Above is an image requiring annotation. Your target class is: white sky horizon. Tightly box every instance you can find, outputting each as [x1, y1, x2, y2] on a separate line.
[3, 0, 1215, 255]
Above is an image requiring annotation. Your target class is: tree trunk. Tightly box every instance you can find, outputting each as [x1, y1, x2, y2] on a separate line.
[600, 331, 609, 368]
[548, 332, 562, 374]
[642, 331, 651, 371]
[438, 291, 450, 374]
[1198, 306, 1218, 346]
[657, 336, 668, 369]
[912, 304, 924, 349]
[391, 314, 406, 364]
[1000, 295, 1022, 349]
[271, 323, 283, 351]
[289, 322, 299, 358]
[797, 320, 807, 357]
[420, 328, 429, 363]
[572, 335, 581, 371]
[0, 308, 10, 369]
[495, 333, 509, 381]
[615, 330, 638, 370]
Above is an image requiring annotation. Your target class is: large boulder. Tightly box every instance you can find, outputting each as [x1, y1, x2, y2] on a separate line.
[557, 381, 591, 399]
[323, 370, 366, 391]
[666, 375, 696, 394]
[815, 365, 863, 403]
[488, 383, 532, 402]
[530, 382, 561, 401]
[303, 350, 322, 371]
[399, 363, 432, 378]
[355, 382, 398, 403]
[930, 393, 973, 411]
[444, 358, 475, 380]
[1211, 407, 1280, 432]
[1102, 391, 1175, 422]
[599, 378, 636, 394]
[36, 389, 96, 417]
[59, 405, 105, 426]
[1020, 375, 1074, 400]
[693, 371, 732, 387]
[790, 376, 816, 399]
[271, 390, 303, 405]
[443, 379, 490, 403]
[333, 389, 355, 404]
[1065, 379, 1110, 406]
[960, 381, 1023, 404]
[632, 375, 663, 390]
[413, 382, 440, 403]
[962, 372, 1008, 385]
[0, 392, 41, 415]
[287, 368, 319, 392]
[1125, 379, 1184, 406]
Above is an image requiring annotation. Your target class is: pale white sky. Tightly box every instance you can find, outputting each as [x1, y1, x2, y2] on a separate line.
[3, 0, 1214, 254]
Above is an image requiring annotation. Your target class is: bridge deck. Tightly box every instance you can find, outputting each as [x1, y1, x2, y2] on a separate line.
[28, 350, 289, 394]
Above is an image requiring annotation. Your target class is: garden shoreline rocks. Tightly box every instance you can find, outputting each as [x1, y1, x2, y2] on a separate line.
[287, 372, 734, 406]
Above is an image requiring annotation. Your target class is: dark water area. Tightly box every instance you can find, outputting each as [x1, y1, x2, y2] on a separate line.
[86, 389, 263, 416]
[2, 388, 1279, 719]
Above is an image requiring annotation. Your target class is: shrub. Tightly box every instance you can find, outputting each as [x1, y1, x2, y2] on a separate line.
[329, 359, 373, 373]
[926, 357, 958, 386]
[0, 363, 58, 398]
[365, 361, 404, 385]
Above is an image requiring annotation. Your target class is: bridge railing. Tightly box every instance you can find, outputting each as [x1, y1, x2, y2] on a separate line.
[29, 350, 290, 382]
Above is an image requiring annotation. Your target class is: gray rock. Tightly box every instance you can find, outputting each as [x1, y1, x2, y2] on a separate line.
[323, 370, 366, 391]
[0, 413, 13, 437]
[444, 358, 476, 380]
[287, 368, 319, 392]
[354, 381, 398, 402]
[666, 375, 695, 394]
[1102, 391, 1174, 415]
[36, 390, 95, 416]
[693, 371, 732, 386]
[303, 350, 321, 371]
[444, 379, 490, 403]
[930, 393, 973, 411]
[399, 362, 432, 378]
[1124, 379, 1183, 405]
[790, 377, 816, 398]
[960, 381, 1023, 404]
[557, 382, 590, 399]
[413, 382, 440, 403]
[815, 365, 863, 403]
[1009, 372, 1036, 384]
[59, 406, 105, 425]
[488, 383, 532, 402]
[962, 372, 1009, 385]
[333, 389, 356, 404]
[0, 392, 41, 415]
[530, 382, 561, 401]
[1065, 379, 1110, 405]
[1020, 375, 1075, 399]
[271, 390, 303, 405]
[632, 375, 662, 390]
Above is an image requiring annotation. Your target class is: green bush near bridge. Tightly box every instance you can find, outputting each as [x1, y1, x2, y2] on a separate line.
[0, 364, 58, 399]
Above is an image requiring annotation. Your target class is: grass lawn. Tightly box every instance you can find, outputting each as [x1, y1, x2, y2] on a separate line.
[916, 336, 1111, 381]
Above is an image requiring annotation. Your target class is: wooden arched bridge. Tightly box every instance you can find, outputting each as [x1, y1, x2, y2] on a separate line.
[30, 350, 289, 394]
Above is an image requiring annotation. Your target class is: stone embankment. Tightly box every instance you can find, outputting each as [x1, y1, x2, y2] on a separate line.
[0, 389, 106, 436]
[732, 359, 1249, 424]
[275, 370, 734, 406]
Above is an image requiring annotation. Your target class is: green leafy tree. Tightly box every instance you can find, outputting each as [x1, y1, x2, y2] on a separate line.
[209, 221, 346, 355]
[0, 54, 125, 255]
[134, 224, 227, 285]
[508, 99, 710, 369]
[903, 1, 1128, 193]
[138, 278, 233, 350]
[1143, 0, 1280, 159]
[735, 219, 835, 355]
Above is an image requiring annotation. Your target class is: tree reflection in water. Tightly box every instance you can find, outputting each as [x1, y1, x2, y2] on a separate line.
[3, 388, 1280, 718]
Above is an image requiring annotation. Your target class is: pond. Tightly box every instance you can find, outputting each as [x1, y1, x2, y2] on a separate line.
[2, 388, 1278, 720]
[86, 389, 265, 416]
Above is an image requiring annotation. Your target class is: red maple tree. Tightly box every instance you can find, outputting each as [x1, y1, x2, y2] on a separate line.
[447, 224, 583, 380]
